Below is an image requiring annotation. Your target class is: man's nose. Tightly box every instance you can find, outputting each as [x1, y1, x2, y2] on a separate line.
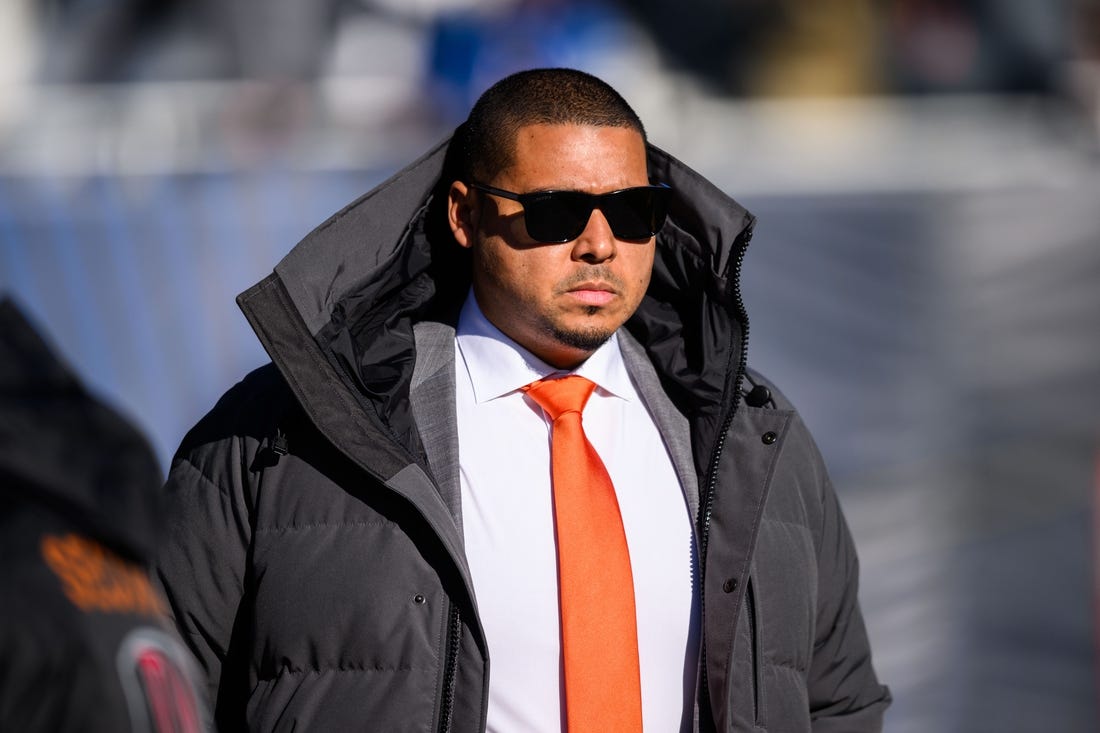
[571, 208, 616, 263]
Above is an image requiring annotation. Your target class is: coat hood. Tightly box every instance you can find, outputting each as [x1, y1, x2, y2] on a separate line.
[0, 298, 164, 562]
[238, 131, 755, 481]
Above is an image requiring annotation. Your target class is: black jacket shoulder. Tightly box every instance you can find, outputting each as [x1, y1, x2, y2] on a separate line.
[176, 364, 298, 461]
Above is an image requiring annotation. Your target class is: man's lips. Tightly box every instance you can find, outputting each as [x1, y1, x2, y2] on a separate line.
[564, 282, 617, 306]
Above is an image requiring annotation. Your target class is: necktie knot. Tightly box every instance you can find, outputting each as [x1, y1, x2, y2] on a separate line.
[522, 375, 596, 422]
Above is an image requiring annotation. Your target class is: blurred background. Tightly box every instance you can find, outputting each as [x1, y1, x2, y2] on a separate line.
[1, 1, 1098, 730]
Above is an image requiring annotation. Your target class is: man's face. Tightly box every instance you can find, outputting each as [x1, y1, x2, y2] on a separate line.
[448, 123, 655, 369]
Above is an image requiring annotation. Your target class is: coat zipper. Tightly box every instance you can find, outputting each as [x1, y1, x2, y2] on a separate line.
[438, 601, 462, 733]
[697, 223, 754, 729]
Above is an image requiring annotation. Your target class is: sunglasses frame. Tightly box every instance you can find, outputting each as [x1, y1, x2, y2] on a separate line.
[467, 181, 671, 244]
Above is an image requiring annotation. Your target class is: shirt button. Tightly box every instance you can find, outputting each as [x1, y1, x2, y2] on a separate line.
[761, 431, 777, 445]
[722, 578, 738, 593]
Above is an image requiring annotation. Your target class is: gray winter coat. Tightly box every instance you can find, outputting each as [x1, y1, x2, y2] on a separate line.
[156, 136, 890, 732]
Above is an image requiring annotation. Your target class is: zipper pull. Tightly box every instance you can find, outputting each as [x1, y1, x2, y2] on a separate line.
[271, 428, 288, 457]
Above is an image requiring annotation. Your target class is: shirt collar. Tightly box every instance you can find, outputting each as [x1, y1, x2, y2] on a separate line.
[455, 290, 634, 404]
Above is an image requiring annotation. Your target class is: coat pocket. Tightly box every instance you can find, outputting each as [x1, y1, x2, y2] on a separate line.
[731, 573, 767, 730]
[745, 575, 766, 728]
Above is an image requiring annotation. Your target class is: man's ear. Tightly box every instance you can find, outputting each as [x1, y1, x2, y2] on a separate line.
[448, 181, 478, 249]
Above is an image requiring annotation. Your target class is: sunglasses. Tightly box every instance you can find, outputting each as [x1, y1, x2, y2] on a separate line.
[467, 182, 671, 244]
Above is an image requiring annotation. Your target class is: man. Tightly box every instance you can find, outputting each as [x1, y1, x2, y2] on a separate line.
[157, 68, 890, 731]
[0, 298, 209, 732]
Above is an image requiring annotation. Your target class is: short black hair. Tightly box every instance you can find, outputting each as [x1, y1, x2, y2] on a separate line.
[459, 68, 646, 183]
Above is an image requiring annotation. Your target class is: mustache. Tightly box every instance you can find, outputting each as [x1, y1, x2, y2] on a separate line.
[556, 268, 625, 293]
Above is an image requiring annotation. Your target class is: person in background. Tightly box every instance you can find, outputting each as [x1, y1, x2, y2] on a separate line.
[156, 68, 890, 731]
[0, 298, 209, 732]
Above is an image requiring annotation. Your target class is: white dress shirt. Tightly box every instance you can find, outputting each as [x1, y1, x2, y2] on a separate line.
[455, 293, 699, 733]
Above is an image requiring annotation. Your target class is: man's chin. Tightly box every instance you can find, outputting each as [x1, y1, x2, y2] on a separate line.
[548, 323, 616, 354]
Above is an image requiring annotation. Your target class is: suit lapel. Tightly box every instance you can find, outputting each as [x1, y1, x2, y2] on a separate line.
[411, 320, 463, 538]
[618, 329, 700, 521]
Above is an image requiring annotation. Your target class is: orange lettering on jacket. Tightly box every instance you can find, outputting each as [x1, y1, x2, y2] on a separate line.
[41, 534, 166, 617]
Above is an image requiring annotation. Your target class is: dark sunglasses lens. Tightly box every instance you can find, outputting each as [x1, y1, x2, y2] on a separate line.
[519, 187, 670, 243]
[522, 191, 593, 243]
[602, 187, 669, 240]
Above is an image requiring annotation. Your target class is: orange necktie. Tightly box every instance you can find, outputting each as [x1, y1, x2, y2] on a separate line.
[523, 375, 643, 732]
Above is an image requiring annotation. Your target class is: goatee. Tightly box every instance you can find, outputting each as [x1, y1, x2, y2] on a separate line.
[548, 320, 614, 353]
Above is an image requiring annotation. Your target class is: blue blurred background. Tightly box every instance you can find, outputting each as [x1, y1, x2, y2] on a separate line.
[2, 1, 1099, 730]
